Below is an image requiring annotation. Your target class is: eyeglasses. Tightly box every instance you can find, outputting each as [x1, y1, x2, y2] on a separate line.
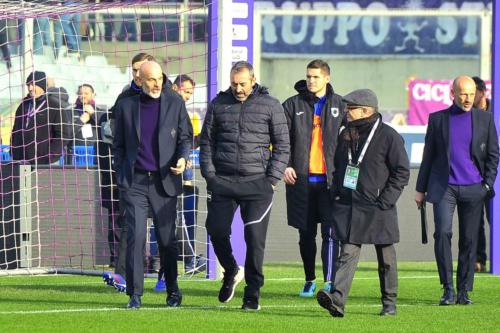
[347, 106, 365, 111]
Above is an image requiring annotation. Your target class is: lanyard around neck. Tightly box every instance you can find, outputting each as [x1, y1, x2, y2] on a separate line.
[348, 118, 380, 166]
[25, 99, 47, 128]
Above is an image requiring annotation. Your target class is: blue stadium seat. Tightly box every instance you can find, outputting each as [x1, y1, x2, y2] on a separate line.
[72, 145, 96, 166]
[1, 145, 11, 162]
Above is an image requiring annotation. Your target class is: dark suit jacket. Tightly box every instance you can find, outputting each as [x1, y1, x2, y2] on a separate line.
[416, 106, 499, 203]
[112, 90, 193, 197]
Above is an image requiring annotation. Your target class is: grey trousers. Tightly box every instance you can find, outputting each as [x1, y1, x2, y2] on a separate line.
[332, 243, 398, 309]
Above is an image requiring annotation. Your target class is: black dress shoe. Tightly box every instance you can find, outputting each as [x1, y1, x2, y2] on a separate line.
[127, 294, 141, 309]
[316, 289, 344, 317]
[167, 290, 182, 307]
[380, 306, 396, 316]
[439, 288, 455, 306]
[456, 291, 473, 305]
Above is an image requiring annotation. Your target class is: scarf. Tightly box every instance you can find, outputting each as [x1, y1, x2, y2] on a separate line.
[343, 113, 380, 161]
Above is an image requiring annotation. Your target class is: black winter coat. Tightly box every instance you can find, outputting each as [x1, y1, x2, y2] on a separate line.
[282, 81, 345, 230]
[96, 111, 119, 211]
[199, 84, 290, 185]
[11, 94, 66, 165]
[330, 115, 410, 244]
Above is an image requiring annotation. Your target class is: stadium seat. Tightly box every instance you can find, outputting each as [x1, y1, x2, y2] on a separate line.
[72, 145, 96, 166]
[33, 54, 55, 65]
[84, 55, 108, 67]
[56, 55, 81, 67]
[1, 145, 11, 162]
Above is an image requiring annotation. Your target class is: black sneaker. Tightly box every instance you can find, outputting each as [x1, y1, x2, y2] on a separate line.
[316, 289, 344, 317]
[166, 290, 183, 307]
[218, 266, 244, 303]
[242, 298, 261, 311]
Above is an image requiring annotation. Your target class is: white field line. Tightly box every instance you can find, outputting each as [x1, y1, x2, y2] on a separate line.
[0, 303, 443, 316]
[1, 274, 499, 286]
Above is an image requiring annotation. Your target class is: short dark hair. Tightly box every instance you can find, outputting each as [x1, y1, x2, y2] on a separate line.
[307, 59, 330, 76]
[131, 53, 156, 65]
[77, 83, 95, 94]
[230, 61, 254, 77]
[174, 74, 195, 87]
[472, 76, 487, 92]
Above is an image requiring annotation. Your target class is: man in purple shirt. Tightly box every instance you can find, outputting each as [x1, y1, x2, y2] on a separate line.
[113, 61, 192, 309]
[415, 76, 499, 306]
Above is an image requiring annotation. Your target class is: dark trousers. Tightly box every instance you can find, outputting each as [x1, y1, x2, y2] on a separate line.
[106, 207, 123, 267]
[432, 183, 485, 292]
[298, 182, 339, 283]
[121, 172, 179, 296]
[476, 200, 490, 266]
[206, 177, 274, 301]
[332, 243, 397, 309]
[115, 207, 127, 277]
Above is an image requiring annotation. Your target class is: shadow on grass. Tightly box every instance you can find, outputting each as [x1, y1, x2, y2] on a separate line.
[0, 294, 123, 308]
[0, 283, 123, 294]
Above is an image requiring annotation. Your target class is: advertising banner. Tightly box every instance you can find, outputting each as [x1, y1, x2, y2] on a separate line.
[407, 79, 491, 125]
[257, 0, 491, 56]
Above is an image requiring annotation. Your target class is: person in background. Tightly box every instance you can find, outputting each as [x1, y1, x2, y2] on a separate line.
[472, 76, 491, 273]
[0, 19, 12, 70]
[11, 71, 66, 165]
[172, 74, 206, 275]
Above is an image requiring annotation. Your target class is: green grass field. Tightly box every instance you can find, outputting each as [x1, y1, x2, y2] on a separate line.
[1, 262, 499, 333]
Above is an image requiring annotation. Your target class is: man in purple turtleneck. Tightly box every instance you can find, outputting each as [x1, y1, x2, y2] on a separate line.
[113, 61, 193, 309]
[416, 76, 499, 307]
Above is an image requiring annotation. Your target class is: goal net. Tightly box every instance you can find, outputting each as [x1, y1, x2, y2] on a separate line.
[0, 0, 212, 280]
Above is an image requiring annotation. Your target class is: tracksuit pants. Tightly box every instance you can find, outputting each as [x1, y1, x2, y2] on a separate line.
[206, 176, 274, 301]
[298, 182, 339, 283]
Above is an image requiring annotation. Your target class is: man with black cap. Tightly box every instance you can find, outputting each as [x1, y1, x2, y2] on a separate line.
[316, 89, 409, 317]
[11, 71, 66, 165]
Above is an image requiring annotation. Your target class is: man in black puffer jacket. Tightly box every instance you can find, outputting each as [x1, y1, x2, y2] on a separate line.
[200, 61, 290, 311]
[282, 59, 345, 297]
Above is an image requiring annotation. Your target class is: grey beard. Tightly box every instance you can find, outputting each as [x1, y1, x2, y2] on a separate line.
[142, 88, 161, 99]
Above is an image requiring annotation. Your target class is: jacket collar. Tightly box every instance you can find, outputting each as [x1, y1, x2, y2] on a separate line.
[294, 80, 335, 103]
[220, 83, 269, 102]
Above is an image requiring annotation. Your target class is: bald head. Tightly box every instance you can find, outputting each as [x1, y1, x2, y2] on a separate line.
[451, 75, 476, 112]
[139, 61, 163, 98]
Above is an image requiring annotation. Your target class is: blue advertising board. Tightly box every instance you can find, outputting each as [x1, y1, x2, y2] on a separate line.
[257, 0, 491, 56]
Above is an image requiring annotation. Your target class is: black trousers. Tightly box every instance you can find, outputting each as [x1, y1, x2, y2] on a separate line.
[332, 243, 397, 309]
[121, 171, 179, 296]
[206, 177, 274, 301]
[432, 183, 486, 292]
[106, 206, 123, 268]
[298, 182, 339, 283]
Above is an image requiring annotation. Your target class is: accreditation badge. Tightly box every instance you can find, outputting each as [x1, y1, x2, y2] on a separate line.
[343, 164, 360, 190]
